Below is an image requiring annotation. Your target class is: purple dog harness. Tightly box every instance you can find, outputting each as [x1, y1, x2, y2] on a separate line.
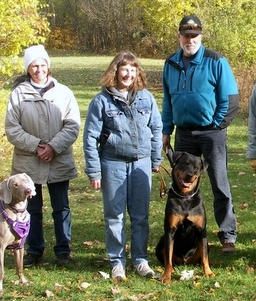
[0, 200, 30, 249]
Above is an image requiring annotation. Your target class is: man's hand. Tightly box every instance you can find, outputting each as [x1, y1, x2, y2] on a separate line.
[162, 134, 171, 153]
[250, 159, 256, 171]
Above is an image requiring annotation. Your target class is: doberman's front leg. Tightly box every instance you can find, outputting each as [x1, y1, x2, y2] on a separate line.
[161, 232, 175, 284]
[189, 214, 214, 278]
[200, 238, 214, 277]
[161, 213, 183, 284]
[162, 213, 182, 283]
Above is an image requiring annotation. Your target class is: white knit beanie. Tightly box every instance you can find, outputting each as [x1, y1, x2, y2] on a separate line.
[23, 44, 50, 72]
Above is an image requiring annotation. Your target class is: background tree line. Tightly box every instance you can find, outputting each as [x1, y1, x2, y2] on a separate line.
[46, 0, 256, 66]
[1, 0, 256, 103]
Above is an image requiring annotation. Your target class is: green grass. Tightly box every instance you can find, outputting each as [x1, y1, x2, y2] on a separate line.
[0, 55, 256, 300]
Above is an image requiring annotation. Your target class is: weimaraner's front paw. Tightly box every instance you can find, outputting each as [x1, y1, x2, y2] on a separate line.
[14, 275, 29, 286]
[19, 276, 29, 285]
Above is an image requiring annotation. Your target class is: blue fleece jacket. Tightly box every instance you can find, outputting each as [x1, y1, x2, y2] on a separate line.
[162, 45, 239, 135]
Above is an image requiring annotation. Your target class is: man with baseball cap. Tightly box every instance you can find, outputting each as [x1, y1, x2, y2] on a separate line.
[162, 15, 240, 252]
[178, 15, 202, 35]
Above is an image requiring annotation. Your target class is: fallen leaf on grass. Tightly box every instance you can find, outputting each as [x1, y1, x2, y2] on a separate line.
[239, 202, 249, 209]
[83, 240, 100, 247]
[80, 282, 91, 290]
[54, 282, 66, 292]
[238, 172, 245, 176]
[99, 271, 110, 279]
[180, 269, 194, 280]
[214, 281, 221, 288]
[44, 290, 54, 298]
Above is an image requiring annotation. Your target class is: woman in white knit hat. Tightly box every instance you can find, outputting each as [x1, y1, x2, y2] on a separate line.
[5, 44, 81, 267]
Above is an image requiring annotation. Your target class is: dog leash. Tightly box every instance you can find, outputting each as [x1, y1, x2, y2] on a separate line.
[158, 164, 171, 198]
[158, 146, 174, 198]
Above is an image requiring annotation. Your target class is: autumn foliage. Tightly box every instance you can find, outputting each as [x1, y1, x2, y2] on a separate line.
[0, 0, 49, 82]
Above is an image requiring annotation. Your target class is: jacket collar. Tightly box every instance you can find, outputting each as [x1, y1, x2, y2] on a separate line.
[16, 77, 57, 98]
[168, 45, 205, 68]
[105, 87, 136, 105]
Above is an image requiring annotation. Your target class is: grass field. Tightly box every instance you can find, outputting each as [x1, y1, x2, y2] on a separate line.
[0, 55, 256, 300]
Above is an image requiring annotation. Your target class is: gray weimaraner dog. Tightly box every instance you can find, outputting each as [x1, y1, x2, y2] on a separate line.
[0, 173, 35, 297]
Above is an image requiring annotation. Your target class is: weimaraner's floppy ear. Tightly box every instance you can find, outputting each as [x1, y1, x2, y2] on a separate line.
[23, 173, 36, 197]
[0, 179, 12, 204]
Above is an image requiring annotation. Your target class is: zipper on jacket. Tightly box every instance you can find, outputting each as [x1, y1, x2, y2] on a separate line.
[190, 68, 195, 91]
[181, 70, 186, 89]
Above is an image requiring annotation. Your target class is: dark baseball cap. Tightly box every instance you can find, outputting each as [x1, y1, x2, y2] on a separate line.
[179, 15, 202, 35]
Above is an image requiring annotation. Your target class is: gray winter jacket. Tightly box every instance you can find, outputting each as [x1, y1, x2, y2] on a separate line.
[5, 77, 80, 184]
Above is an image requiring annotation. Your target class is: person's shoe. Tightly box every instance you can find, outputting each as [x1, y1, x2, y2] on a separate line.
[222, 242, 235, 253]
[55, 254, 73, 266]
[134, 262, 155, 278]
[111, 264, 126, 282]
[24, 254, 42, 267]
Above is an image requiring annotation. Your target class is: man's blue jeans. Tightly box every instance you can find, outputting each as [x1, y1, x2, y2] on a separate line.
[26, 181, 71, 257]
[175, 127, 237, 243]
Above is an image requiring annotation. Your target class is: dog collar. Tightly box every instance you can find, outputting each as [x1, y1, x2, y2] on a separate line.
[170, 184, 200, 199]
[0, 200, 30, 249]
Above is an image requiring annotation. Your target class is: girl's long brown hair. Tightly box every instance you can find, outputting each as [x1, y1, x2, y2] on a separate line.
[101, 51, 147, 92]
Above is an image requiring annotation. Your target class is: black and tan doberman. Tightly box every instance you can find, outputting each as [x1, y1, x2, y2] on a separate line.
[156, 149, 214, 283]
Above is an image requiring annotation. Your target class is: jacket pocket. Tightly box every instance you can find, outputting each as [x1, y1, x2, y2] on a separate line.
[137, 107, 151, 126]
[105, 109, 124, 130]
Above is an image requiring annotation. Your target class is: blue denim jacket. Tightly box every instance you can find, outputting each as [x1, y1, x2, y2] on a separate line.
[84, 88, 163, 180]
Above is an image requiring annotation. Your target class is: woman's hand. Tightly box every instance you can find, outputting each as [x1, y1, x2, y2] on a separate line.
[90, 179, 101, 190]
[37, 144, 55, 162]
[152, 166, 160, 173]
